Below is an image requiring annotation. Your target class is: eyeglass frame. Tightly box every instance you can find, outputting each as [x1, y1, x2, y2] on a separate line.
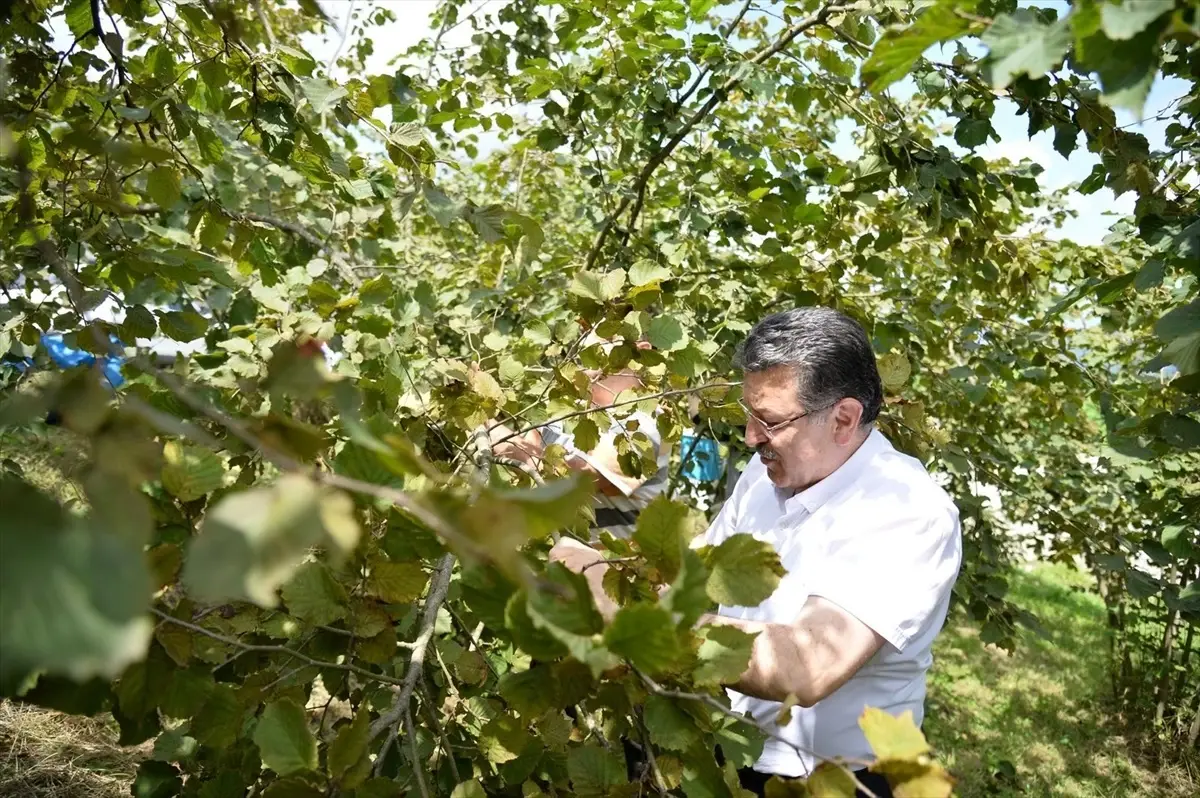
[737, 398, 837, 440]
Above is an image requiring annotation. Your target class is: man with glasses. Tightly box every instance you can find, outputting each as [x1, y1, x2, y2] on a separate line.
[551, 307, 962, 797]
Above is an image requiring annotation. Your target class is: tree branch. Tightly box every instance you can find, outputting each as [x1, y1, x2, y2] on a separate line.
[150, 607, 410, 688]
[489, 383, 740, 447]
[585, 1, 852, 268]
[370, 554, 455, 771]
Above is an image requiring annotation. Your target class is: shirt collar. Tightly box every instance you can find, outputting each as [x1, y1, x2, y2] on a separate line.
[776, 427, 887, 515]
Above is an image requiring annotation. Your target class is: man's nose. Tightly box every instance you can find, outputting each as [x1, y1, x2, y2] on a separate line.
[744, 422, 766, 448]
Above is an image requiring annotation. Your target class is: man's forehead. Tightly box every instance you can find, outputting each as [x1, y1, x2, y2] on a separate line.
[743, 367, 802, 411]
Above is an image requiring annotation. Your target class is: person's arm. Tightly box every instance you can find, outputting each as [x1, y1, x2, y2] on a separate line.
[548, 538, 881, 704]
[697, 600, 884, 705]
[488, 423, 544, 466]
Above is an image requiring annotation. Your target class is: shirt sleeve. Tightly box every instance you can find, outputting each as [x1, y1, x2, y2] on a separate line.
[805, 505, 962, 651]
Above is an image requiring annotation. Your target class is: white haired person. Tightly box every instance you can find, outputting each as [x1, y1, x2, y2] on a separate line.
[490, 332, 669, 539]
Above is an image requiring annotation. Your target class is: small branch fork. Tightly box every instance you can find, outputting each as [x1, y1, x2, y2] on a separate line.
[369, 554, 455, 776]
[584, 1, 853, 269]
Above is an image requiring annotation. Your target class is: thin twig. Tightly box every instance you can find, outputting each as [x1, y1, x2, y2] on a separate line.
[405, 707, 430, 798]
[490, 383, 740, 447]
[150, 608, 410, 688]
[254, 0, 276, 48]
[370, 554, 456, 772]
[584, 1, 852, 268]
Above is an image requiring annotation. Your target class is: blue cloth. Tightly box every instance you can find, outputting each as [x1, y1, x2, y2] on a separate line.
[679, 433, 723, 483]
[40, 333, 126, 388]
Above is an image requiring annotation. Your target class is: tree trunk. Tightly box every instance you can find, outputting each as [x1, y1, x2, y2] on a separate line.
[1153, 566, 1180, 727]
[1188, 690, 1200, 749]
[1173, 622, 1195, 703]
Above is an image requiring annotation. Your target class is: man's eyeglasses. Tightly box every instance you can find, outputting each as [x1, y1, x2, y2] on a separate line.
[738, 399, 834, 440]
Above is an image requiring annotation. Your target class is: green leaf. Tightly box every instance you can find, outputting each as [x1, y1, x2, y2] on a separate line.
[367, 559, 427, 604]
[1155, 300, 1200, 341]
[121, 305, 158, 340]
[569, 268, 627, 303]
[190, 684, 243, 748]
[451, 782, 487, 798]
[660, 548, 710, 628]
[281, 561, 348, 626]
[151, 727, 199, 762]
[1072, 14, 1165, 114]
[643, 694, 701, 751]
[160, 441, 225, 502]
[1161, 525, 1195, 559]
[159, 310, 208, 342]
[981, 11, 1072, 89]
[526, 565, 617, 676]
[478, 714, 529, 764]
[0, 477, 152, 682]
[300, 77, 347, 114]
[424, 184, 465, 226]
[1176, 581, 1200, 615]
[647, 315, 689, 351]
[703, 534, 786, 607]
[64, 0, 95, 38]
[1100, 0, 1172, 41]
[694, 625, 757, 687]
[131, 760, 183, 798]
[146, 166, 182, 208]
[182, 475, 360, 607]
[328, 708, 371, 779]
[567, 745, 627, 797]
[629, 260, 671, 286]
[499, 663, 558, 717]
[469, 204, 508, 243]
[603, 604, 681, 674]
[253, 699, 318, 776]
[493, 474, 594, 539]
[861, 1, 970, 93]
[1160, 415, 1200, 450]
[632, 495, 692, 581]
[954, 117, 991, 149]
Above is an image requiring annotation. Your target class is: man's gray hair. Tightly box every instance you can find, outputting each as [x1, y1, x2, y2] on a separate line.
[733, 307, 883, 426]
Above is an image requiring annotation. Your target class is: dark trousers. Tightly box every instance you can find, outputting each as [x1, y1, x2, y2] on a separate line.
[737, 766, 893, 798]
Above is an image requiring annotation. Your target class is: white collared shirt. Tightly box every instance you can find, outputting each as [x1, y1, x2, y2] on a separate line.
[701, 428, 962, 776]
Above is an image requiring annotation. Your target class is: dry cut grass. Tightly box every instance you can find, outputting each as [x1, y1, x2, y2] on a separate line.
[0, 701, 146, 798]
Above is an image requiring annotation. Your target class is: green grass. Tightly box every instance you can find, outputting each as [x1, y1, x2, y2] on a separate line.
[924, 562, 1196, 798]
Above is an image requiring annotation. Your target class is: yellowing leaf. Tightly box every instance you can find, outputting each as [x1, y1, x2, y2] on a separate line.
[878, 352, 911, 391]
[859, 707, 930, 760]
[803, 762, 857, 797]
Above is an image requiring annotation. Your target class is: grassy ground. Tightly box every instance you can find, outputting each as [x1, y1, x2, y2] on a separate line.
[925, 562, 1196, 798]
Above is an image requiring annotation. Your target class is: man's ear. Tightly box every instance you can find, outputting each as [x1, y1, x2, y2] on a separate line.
[831, 398, 865, 444]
